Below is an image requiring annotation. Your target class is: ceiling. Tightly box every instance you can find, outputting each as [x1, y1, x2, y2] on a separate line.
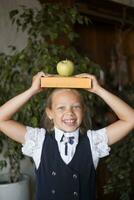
[76, 0, 134, 27]
[110, 0, 134, 8]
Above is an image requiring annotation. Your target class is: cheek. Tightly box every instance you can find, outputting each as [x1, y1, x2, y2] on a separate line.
[53, 111, 62, 120]
[76, 110, 83, 120]
[80, 113, 83, 122]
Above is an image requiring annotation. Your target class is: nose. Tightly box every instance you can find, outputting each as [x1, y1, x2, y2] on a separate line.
[65, 107, 74, 115]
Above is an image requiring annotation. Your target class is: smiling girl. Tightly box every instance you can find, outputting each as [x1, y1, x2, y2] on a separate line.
[0, 72, 134, 200]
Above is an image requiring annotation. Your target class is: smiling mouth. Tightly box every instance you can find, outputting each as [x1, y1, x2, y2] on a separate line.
[63, 119, 76, 126]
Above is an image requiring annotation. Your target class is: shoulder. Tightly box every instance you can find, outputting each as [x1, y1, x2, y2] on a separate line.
[22, 126, 46, 157]
[87, 128, 110, 168]
[25, 126, 46, 141]
[87, 128, 108, 145]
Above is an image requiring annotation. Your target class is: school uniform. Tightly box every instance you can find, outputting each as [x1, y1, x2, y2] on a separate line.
[22, 127, 110, 200]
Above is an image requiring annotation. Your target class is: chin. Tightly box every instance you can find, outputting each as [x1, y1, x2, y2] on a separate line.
[63, 127, 78, 133]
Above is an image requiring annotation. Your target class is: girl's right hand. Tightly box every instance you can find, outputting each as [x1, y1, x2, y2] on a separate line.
[30, 71, 46, 94]
[30, 72, 60, 94]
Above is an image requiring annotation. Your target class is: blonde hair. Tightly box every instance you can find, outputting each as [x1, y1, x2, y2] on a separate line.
[40, 88, 91, 134]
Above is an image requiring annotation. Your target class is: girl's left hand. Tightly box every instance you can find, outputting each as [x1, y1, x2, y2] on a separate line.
[75, 73, 101, 93]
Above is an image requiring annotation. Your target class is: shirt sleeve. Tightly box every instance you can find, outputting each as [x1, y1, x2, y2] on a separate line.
[21, 126, 46, 169]
[87, 128, 111, 169]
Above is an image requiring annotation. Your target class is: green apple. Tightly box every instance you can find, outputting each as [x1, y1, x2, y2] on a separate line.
[56, 60, 74, 76]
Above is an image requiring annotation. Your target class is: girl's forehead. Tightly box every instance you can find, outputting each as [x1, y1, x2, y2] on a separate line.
[52, 89, 81, 98]
[51, 89, 82, 104]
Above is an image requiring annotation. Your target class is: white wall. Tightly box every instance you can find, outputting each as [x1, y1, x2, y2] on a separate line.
[0, 0, 41, 54]
[0, 1, 41, 199]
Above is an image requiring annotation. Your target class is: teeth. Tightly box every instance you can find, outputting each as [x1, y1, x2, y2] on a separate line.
[64, 119, 75, 123]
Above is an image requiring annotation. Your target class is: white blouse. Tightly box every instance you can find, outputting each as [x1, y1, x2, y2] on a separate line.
[22, 126, 110, 169]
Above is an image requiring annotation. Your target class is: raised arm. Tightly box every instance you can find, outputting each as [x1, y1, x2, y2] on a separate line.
[95, 85, 134, 145]
[0, 72, 45, 144]
[76, 73, 134, 145]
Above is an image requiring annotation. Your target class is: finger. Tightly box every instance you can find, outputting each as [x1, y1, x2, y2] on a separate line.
[45, 73, 57, 77]
[37, 71, 46, 77]
[75, 73, 94, 79]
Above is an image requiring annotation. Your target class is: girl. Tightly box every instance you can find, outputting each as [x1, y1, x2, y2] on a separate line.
[0, 72, 134, 200]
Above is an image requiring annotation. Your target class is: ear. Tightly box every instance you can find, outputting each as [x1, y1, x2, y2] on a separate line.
[45, 107, 53, 120]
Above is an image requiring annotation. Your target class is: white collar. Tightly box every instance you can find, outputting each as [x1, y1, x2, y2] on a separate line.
[54, 127, 79, 144]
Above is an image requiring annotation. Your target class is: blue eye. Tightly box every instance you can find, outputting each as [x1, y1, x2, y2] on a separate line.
[73, 105, 82, 109]
[57, 106, 65, 110]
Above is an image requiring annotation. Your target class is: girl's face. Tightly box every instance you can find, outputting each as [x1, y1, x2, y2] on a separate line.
[46, 89, 83, 132]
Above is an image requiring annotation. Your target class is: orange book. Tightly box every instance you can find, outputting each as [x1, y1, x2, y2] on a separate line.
[41, 77, 91, 89]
